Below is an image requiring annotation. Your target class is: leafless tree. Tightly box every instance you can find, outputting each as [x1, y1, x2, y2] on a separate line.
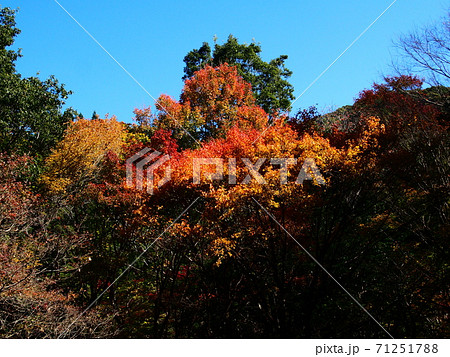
[394, 12, 450, 85]
[392, 12, 450, 114]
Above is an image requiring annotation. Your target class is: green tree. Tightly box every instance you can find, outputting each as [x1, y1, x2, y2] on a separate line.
[183, 35, 295, 113]
[0, 7, 75, 158]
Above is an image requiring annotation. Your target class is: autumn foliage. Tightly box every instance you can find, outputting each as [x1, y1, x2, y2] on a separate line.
[41, 117, 125, 193]
[145, 63, 268, 145]
[1, 60, 449, 338]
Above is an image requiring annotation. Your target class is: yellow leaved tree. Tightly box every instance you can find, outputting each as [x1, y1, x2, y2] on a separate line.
[41, 117, 125, 194]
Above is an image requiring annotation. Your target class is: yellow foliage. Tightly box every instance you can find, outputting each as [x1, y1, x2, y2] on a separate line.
[211, 236, 237, 266]
[41, 117, 125, 193]
[346, 116, 384, 156]
[344, 116, 385, 170]
[124, 131, 151, 145]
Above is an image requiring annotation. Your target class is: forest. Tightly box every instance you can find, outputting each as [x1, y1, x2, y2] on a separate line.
[0, 6, 448, 338]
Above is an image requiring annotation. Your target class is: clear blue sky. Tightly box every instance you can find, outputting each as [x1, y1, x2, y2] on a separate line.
[2, 0, 448, 122]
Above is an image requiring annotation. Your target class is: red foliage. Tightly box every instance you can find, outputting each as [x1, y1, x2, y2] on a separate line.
[150, 128, 179, 156]
[355, 75, 442, 131]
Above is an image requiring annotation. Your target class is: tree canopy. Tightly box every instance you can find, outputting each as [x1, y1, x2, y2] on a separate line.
[0, 7, 75, 159]
[0, 6, 448, 339]
[183, 35, 295, 113]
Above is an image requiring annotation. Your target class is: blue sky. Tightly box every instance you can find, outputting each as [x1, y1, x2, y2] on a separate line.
[2, 0, 448, 122]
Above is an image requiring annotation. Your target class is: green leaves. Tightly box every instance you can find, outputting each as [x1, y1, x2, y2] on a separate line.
[0, 7, 20, 75]
[0, 7, 74, 159]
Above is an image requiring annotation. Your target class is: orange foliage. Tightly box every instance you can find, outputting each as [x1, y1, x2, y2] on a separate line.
[148, 64, 268, 142]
